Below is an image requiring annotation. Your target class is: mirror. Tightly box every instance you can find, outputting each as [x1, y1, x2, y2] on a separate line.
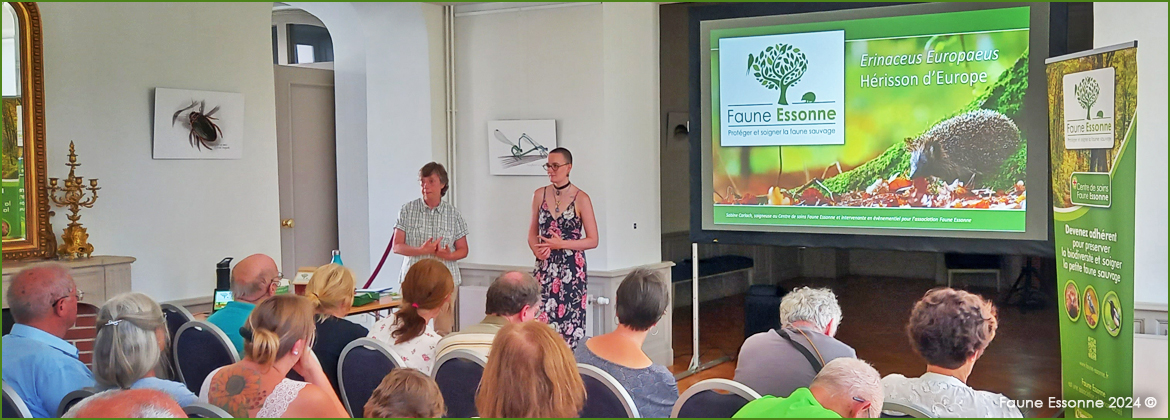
[2, 2, 54, 260]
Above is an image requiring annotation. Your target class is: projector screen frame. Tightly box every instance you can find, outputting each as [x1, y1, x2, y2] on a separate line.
[688, 2, 1077, 256]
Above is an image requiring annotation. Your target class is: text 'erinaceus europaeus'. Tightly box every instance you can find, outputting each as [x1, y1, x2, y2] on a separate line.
[906, 109, 1021, 185]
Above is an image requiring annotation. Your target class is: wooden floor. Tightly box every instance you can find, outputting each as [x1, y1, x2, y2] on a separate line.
[668, 276, 1061, 418]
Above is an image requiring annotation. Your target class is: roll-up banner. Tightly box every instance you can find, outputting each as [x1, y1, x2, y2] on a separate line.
[1046, 41, 1137, 418]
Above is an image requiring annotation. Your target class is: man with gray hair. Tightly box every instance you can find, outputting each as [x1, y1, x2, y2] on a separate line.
[62, 388, 185, 418]
[734, 287, 856, 398]
[206, 253, 280, 354]
[434, 271, 541, 358]
[2, 263, 96, 418]
[734, 357, 883, 418]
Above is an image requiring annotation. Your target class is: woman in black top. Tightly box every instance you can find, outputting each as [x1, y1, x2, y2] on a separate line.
[305, 263, 369, 394]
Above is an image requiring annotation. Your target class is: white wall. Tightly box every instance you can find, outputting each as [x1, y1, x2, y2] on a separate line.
[291, 2, 440, 290]
[454, 3, 662, 271]
[39, 2, 280, 302]
[1094, 2, 1168, 306]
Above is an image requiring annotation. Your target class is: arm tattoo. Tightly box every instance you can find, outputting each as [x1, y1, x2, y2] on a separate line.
[207, 366, 269, 418]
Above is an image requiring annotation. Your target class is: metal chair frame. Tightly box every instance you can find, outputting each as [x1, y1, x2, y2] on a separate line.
[578, 363, 641, 418]
[337, 338, 404, 417]
[670, 378, 761, 418]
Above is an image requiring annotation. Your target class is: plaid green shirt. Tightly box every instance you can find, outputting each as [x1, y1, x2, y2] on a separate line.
[396, 198, 468, 285]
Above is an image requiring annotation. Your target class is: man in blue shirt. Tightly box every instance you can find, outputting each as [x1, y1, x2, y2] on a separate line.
[206, 254, 280, 354]
[2, 263, 95, 418]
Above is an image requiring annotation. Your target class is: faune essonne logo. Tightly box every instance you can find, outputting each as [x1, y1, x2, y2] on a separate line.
[748, 43, 809, 105]
[1074, 76, 1101, 120]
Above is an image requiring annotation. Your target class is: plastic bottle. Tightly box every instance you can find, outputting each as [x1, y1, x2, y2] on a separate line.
[331, 249, 343, 266]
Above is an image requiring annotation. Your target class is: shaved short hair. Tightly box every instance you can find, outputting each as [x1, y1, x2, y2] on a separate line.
[6, 263, 74, 323]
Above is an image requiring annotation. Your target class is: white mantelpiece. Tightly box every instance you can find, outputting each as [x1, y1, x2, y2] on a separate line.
[2, 256, 134, 308]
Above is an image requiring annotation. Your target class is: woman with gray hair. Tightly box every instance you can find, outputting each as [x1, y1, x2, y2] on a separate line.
[93, 292, 197, 407]
[573, 268, 678, 417]
[735, 286, 857, 398]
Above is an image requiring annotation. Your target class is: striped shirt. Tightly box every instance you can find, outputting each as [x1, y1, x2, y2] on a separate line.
[397, 198, 469, 285]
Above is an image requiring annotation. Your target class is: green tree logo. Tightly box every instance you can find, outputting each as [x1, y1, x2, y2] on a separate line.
[748, 44, 808, 105]
[1074, 76, 1100, 120]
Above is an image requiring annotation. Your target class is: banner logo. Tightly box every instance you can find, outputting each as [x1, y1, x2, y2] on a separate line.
[749, 44, 809, 105]
[1063, 68, 1115, 150]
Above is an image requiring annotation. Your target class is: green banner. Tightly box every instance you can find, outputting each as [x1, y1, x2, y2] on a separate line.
[1047, 44, 1137, 417]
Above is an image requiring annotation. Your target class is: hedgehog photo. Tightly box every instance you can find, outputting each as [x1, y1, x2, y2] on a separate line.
[906, 109, 1022, 186]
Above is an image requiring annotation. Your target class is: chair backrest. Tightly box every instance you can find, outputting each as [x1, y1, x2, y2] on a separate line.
[431, 349, 487, 418]
[338, 338, 402, 418]
[55, 387, 98, 417]
[882, 401, 935, 418]
[160, 303, 195, 342]
[578, 363, 640, 418]
[671, 378, 760, 418]
[174, 320, 240, 395]
[2, 308, 14, 336]
[2, 381, 32, 418]
[184, 402, 234, 418]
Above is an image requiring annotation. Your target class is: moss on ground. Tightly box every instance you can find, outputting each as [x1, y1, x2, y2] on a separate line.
[821, 50, 1030, 194]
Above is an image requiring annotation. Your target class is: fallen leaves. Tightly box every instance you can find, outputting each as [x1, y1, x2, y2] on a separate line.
[716, 176, 1027, 209]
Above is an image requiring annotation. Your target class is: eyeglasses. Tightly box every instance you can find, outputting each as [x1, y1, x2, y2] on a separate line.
[52, 288, 84, 307]
[542, 163, 569, 171]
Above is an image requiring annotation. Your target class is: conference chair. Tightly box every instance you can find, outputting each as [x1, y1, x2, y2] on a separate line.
[184, 402, 234, 418]
[881, 401, 935, 418]
[338, 338, 403, 417]
[431, 349, 488, 418]
[670, 378, 760, 418]
[160, 302, 195, 343]
[578, 363, 640, 418]
[2, 308, 13, 336]
[55, 387, 98, 417]
[174, 320, 240, 394]
[2, 381, 32, 418]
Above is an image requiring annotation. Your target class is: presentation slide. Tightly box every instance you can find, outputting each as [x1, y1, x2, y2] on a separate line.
[706, 6, 1037, 235]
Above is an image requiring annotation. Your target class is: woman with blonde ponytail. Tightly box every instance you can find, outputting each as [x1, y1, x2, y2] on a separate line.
[200, 294, 348, 418]
[368, 258, 454, 375]
[305, 263, 368, 395]
[94, 292, 197, 407]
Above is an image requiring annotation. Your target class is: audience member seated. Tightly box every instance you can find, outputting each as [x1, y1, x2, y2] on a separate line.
[734, 357, 883, 418]
[206, 253, 281, 355]
[304, 263, 369, 394]
[574, 268, 678, 418]
[368, 258, 454, 375]
[200, 295, 348, 418]
[62, 388, 185, 418]
[477, 321, 585, 418]
[1, 263, 96, 418]
[364, 368, 446, 418]
[881, 288, 1022, 418]
[735, 287, 856, 398]
[93, 292, 198, 407]
[435, 271, 541, 359]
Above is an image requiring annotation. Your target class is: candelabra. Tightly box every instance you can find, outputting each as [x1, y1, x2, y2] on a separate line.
[48, 142, 100, 259]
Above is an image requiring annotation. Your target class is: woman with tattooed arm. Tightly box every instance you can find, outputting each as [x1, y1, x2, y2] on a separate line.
[199, 295, 349, 418]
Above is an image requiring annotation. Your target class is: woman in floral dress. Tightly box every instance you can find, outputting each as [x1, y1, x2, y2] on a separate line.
[528, 148, 598, 348]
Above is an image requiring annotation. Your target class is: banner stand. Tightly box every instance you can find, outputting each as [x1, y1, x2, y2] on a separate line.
[674, 243, 732, 380]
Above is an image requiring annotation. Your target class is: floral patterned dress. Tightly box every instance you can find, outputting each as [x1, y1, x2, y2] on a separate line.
[534, 192, 588, 348]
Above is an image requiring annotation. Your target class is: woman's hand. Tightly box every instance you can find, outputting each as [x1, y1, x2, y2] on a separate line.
[292, 346, 327, 384]
[533, 243, 551, 260]
[542, 232, 566, 250]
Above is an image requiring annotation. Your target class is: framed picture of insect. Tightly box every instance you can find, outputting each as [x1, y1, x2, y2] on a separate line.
[152, 88, 245, 159]
[487, 119, 557, 176]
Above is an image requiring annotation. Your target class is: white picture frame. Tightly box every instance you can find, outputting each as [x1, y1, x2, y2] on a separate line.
[487, 119, 557, 176]
[152, 87, 245, 159]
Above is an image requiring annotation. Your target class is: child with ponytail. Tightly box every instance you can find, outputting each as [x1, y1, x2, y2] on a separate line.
[368, 258, 454, 375]
[200, 294, 348, 418]
[305, 263, 368, 395]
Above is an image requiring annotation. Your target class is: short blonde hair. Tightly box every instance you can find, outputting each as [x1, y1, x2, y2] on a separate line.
[243, 295, 316, 367]
[364, 368, 446, 418]
[476, 321, 584, 418]
[305, 264, 356, 315]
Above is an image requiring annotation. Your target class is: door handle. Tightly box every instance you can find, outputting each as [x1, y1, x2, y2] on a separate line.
[281, 218, 295, 228]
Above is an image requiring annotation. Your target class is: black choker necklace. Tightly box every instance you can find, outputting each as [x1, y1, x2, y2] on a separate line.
[554, 182, 571, 191]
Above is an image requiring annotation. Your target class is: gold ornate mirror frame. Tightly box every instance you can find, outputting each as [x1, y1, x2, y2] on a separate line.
[3, 2, 54, 261]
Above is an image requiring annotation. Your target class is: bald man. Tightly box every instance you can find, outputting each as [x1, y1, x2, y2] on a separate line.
[2, 263, 96, 418]
[62, 388, 185, 418]
[435, 271, 541, 358]
[206, 254, 280, 354]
